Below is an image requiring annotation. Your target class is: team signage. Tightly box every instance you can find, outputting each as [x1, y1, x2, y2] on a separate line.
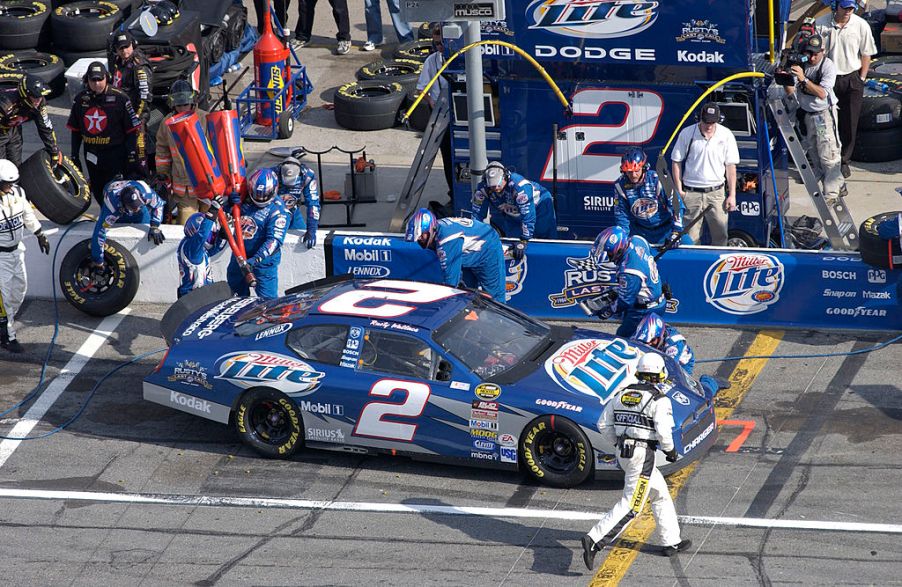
[401, 0, 505, 22]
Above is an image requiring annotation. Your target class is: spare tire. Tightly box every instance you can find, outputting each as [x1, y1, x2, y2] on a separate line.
[222, 3, 246, 52]
[417, 22, 436, 40]
[851, 126, 902, 162]
[858, 79, 901, 131]
[334, 80, 404, 131]
[859, 212, 902, 269]
[868, 55, 902, 81]
[356, 58, 422, 99]
[19, 149, 91, 224]
[0, 0, 49, 50]
[59, 238, 139, 316]
[51, 1, 121, 52]
[393, 40, 432, 62]
[0, 51, 65, 97]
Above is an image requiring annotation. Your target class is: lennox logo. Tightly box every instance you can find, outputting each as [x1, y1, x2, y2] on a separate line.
[677, 50, 725, 63]
[170, 391, 211, 414]
[351, 265, 391, 278]
[345, 249, 391, 263]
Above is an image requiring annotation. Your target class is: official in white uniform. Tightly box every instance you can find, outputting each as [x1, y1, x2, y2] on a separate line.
[0, 159, 49, 352]
[581, 353, 691, 570]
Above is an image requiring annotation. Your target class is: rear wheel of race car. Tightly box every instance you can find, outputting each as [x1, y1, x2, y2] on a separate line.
[520, 415, 593, 488]
[333, 80, 404, 131]
[0, 51, 65, 97]
[0, 0, 49, 50]
[858, 211, 902, 269]
[59, 238, 139, 316]
[51, 1, 121, 52]
[19, 149, 91, 224]
[235, 388, 303, 459]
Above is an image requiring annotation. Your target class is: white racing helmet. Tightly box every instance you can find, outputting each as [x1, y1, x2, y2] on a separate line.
[636, 352, 667, 383]
[0, 159, 18, 183]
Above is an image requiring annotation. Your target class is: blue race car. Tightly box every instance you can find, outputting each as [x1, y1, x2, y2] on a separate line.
[144, 276, 721, 487]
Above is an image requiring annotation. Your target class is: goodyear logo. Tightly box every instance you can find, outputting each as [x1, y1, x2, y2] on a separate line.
[527, 0, 659, 39]
[704, 253, 783, 315]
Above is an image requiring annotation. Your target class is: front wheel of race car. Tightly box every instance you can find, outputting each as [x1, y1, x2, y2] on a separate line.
[520, 415, 593, 488]
[235, 388, 303, 459]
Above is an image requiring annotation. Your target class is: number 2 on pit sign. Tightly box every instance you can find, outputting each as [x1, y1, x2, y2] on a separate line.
[354, 379, 431, 442]
[541, 88, 664, 184]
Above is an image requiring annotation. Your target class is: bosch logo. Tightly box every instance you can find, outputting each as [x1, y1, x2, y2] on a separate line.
[527, 0, 659, 39]
[343, 237, 390, 246]
[677, 50, 725, 63]
[704, 253, 783, 315]
[345, 249, 391, 263]
[351, 265, 391, 278]
[822, 270, 857, 280]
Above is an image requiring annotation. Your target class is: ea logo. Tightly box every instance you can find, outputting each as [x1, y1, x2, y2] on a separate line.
[704, 253, 784, 315]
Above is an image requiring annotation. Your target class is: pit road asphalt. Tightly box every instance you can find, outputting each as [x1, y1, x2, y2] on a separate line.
[1, 300, 900, 586]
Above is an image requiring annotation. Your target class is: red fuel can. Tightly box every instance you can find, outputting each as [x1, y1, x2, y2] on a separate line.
[253, 0, 291, 126]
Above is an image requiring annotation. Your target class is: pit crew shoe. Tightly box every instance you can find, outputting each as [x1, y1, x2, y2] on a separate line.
[662, 539, 692, 557]
[581, 535, 600, 570]
[2, 338, 23, 353]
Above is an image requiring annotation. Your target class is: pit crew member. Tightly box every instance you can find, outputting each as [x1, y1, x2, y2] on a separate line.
[0, 73, 62, 167]
[177, 201, 226, 299]
[91, 179, 165, 268]
[274, 156, 320, 249]
[471, 161, 556, 259]
[406, 207, 506, 302]
[614, 148, 689, 247]
[632, 312, 695, 375]
[226, 169, 288, 300]
[109, 30, 152, 164]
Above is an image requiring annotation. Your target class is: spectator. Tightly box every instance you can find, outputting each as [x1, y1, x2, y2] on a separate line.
[253, 0, 291, 38]
[0, 73, 62, 167]
[781, 34, 845, 204]
[363, 0, 413, 51]
[670, 102, 739, 246]
[815, 0, 877, 178]
[294, 0, 351, 55]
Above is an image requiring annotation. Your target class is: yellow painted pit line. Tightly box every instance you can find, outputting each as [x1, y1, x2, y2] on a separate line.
[589, 330, 784, 586]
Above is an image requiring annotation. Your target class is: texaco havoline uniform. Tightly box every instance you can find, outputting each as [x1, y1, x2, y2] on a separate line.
[0, 185, 42, 339]
[587, 381, 683, 547]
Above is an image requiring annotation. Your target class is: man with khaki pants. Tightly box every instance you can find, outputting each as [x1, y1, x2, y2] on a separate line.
[670, 102, 739, 246]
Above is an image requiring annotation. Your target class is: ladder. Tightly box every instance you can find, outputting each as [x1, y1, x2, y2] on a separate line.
[766, 92, 859, 250]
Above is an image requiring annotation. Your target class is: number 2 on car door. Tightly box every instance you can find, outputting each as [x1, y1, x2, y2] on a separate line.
[353, 379, 431, 442]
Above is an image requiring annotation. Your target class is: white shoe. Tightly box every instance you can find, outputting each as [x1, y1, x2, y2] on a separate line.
[362, 41, 376, 51]
[337, 40, 351, 54]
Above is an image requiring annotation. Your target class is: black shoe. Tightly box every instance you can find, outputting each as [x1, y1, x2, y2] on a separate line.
[3, 338, 23, 353]
[581, 535, 598, 570]
[841, 163, 851, 179]
[661, 539, 692, 557]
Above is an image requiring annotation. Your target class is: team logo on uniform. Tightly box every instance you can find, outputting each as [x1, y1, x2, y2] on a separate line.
[505, 255, 527, 300]
[630, 197, 658, 220]
[545, 338, 639, 403]
[704, 253, 784, 315]
[216, 351, 325, 396]
[83, 107, 108, 134]
[527, 0, 660, 39]
[548, 254, 618, 308]
[239, 216, 258, 239]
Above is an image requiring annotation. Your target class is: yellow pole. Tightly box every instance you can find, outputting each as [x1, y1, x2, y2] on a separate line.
[768, 0, 776, 63]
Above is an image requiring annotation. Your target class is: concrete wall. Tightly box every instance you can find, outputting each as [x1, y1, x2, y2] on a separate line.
[24, 222, 327, 304]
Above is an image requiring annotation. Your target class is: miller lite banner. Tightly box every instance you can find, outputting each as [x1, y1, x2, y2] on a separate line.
[456, 0, 751, 68]
[328, 234, 902, 332]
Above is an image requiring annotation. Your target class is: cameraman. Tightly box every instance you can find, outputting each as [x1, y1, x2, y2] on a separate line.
[782, 34, 845, 203]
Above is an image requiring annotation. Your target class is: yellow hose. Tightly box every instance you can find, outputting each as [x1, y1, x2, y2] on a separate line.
[402, 40, 571, 121]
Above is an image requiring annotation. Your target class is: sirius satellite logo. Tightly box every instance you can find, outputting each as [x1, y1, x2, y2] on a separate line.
[704, 253, 784, 315]
[526, 0, 660, 38]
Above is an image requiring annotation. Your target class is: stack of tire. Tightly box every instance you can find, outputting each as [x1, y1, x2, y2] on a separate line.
[853, 56, 902, 163]
[50, 0, 132, 65]
[334, 58, 424, 131]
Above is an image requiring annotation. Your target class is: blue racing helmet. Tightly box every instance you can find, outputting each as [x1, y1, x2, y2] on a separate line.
[248, 168, 279, 207]
[620, 147, 648, 173]
[120, 185, 143, 214]
[591, 226, 629, 265]
[405, 207, 437, 249]
[634, 313, 666, 349]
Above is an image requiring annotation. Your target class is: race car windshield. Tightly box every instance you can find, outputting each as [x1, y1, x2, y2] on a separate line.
[433, 296, 550, 379]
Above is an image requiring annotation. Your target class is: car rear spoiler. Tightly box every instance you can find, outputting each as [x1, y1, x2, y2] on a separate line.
[160, 281, 235, 347]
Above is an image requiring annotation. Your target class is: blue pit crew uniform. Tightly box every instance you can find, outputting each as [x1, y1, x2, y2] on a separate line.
[434, 217, 506, 302]
[601, 235, 665, 338]
[275, 162, 320, 244]
[472, 171, 556, 241]
[91, 179, 163, 264]
[177, 214, 226, 299]
[614, 169, 691, 246]
[226, 198, 288, 299]
[661, 326, 694, 375]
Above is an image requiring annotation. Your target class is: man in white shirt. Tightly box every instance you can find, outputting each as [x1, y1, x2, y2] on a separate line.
[815, 0, 877, 178]
[670, 103, 739, 246]
[415, 23, 453, 211]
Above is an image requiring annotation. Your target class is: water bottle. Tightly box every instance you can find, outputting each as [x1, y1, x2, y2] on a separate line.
[864, 79, 889, 94]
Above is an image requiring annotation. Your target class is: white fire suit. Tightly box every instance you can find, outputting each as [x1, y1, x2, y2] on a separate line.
[587, 381, 683, 548]
[0, 185, 42, 339]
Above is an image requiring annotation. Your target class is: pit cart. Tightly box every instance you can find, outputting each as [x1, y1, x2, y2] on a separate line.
[235, 44, 312, 141]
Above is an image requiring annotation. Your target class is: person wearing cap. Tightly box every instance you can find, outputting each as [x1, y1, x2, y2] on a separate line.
[67, 61, 142, 205]
[416, 23, 454, 214]
[670, 102, 739, 246]
[155, 79, 209, 224]
[471, 161, 557, 260]
[0, 72, 62, 168]
[272, 156, 320, 249]
[781, 33, 845, 204]
[90, 178, 165, 270]
[109, 30, 152, 168]
[815, 0, 877, 178]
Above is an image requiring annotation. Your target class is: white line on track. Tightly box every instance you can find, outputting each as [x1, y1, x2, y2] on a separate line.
[0, 487, 901, 535]
[0, 310, 129, 469]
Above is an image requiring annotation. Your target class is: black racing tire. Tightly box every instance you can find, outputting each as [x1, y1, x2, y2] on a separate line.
[0, 0, 49, 50]
[59, 238, 139, 316]
[0, 50, 64, 97]
[417, 21, 435, 40]
[727, 229, 758, 248]
[202, 26, 225, 66]
[520, 415, 593, 488]
[54, 46, 106, 66]
[333, 80, 404, 131]
[868, 55, 902, 81]
[858, 92, 901, 131]
[405, 97, 431, 132]
[51, 1, 121, 52]
[393, 40, 432, 62]
[355, 58, 422, 99]
[858, 212, 902, 269]
[19, 149, 91, 224]
[278, 107, 294, 139]
[235, 387, 303, 458]
[851, 126, 902, 163]
[222, 3, 246, 53]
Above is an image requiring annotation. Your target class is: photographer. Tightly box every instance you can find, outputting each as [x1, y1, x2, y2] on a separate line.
[781, 34, 845, 204]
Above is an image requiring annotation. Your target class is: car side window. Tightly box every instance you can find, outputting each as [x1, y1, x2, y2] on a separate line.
[358, 330, 437, 380]
[286, 324, 350, 366]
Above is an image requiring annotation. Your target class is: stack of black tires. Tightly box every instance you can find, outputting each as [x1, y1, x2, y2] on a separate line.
[853, 55, 902, 164]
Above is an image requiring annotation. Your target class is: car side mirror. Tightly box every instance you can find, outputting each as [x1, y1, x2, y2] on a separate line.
[437, 359, 452, 382]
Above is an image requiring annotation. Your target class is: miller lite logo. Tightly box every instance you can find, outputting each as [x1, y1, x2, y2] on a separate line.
[630, 197, 658, 220]
[216, 351, 325, 396]
[239, 216, 258, 239]
[545, 338, 639, 403]
[527, 0, 660, 39]
[704, 253, 784, 315]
